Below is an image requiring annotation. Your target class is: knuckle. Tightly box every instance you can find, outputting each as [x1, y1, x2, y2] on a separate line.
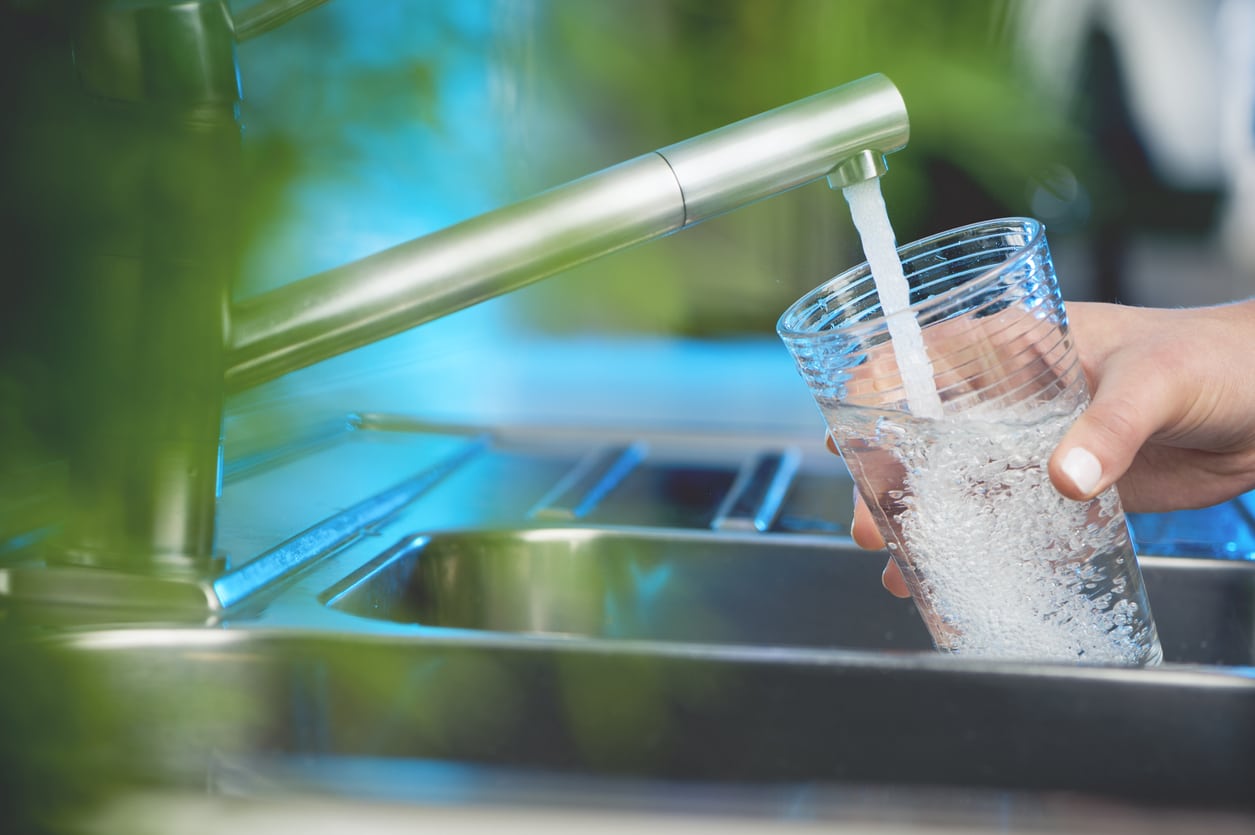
[1084, 396, 1143, 447]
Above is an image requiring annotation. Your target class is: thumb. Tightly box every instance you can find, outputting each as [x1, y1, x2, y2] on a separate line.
[1048, 360, 1174, 501]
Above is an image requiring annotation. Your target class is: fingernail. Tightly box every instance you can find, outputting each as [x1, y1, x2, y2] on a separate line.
[1061, 447, 1103, 496]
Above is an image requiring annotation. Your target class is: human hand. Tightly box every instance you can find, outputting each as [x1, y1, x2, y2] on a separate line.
[835, 298, 1255, 598]
[1048, 299, 1255, 512]
[826, 432, 911, 598]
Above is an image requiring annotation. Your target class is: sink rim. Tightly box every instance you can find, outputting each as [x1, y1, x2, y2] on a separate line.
[30, 617, 1255, 815]
[49, 622, 1254, 694]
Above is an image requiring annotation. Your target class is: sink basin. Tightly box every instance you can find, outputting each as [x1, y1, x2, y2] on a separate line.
[324, 527, 1255, 667]
[325, 528, 932, 651]
[258, 526, 1251, 814]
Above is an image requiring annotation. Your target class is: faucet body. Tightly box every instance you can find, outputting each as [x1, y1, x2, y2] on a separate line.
[3, 0, 240, 577]
[227, 75, 909, 390]
[6, 0, 907, 589]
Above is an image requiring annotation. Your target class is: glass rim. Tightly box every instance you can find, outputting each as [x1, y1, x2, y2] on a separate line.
[776, 216, 1045, 339]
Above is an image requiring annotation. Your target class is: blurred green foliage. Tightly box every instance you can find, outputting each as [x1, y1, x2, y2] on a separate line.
[227, 0, 451, 295]
[0, 637, 128, 835]
[508, 0, 1086, 336]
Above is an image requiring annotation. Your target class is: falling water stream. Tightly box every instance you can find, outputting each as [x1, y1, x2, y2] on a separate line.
[842, 178, 944, 419]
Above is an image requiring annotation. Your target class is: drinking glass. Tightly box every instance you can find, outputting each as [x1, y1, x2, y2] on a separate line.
[777, 218, 1163, 665]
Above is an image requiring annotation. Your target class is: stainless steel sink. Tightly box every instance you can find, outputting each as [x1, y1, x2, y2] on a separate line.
[36, 606, 1255, 818]
[324, 528, 932, 651]
[6, 421, 1255, 827]
[12, 527, 1252, 821]
[323, 527, 1255, 667]
[244, 526, 1252, 813]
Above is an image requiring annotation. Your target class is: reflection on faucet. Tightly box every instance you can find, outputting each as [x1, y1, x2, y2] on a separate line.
[226, 75, 909, 390]
[2, 0, 907, 593]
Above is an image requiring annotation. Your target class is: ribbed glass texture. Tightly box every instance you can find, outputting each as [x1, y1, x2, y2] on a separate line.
[778, 218, 1084, 419]
[777, 218, 1162, 665]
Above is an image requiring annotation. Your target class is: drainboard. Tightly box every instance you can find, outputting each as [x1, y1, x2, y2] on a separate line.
[204, 411, 1255, 619]
[5, 412, 1251, 622]
[342, 413, 1255, 553]
[337, 412, 856, 539]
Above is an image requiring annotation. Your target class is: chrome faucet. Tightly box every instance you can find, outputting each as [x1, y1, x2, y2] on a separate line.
[7, 0, 907, 600]
[226, 74, 909, 389]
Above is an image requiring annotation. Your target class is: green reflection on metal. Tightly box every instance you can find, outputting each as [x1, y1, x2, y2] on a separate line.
[0, 636, 127, 835]
[514, 0, 1084, 336]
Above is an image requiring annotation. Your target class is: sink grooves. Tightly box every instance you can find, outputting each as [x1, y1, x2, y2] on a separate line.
[530, 443, 648, 521]
[212, 435, 489, 608]
[712, 449, 801, 532]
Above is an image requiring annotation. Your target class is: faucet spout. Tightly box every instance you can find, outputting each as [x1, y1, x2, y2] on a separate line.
[225, 73, 908, 391]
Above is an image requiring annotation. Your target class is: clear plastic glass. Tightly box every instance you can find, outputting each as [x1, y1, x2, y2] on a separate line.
[778, 218, 1163, 665]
